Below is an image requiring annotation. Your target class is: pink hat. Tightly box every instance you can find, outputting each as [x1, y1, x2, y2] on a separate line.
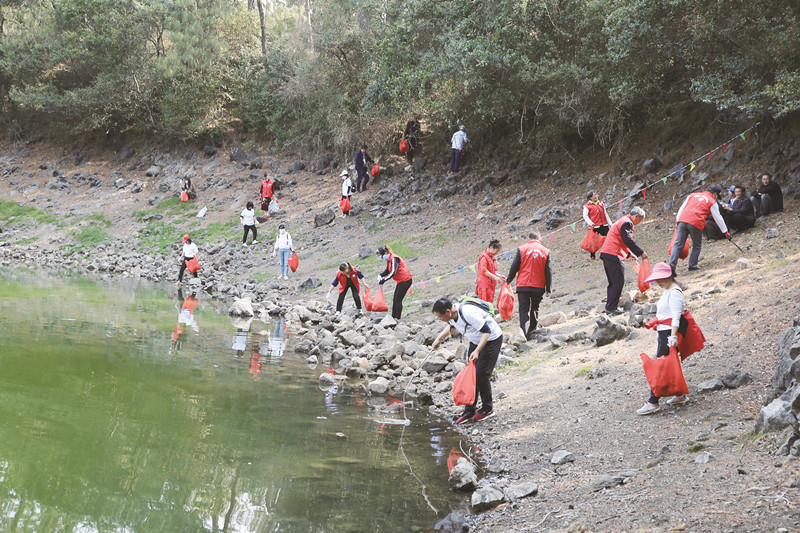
[644, 262, 674, 283]
[182, 234, 190, 243]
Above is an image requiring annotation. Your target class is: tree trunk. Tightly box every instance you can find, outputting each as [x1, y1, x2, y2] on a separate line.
[257, 0, 267, 58]
[305, 0, 313, 45]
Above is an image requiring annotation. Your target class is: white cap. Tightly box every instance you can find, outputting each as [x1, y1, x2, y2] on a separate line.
[340, 169, 349, 177]
[459, 125, 465, 131]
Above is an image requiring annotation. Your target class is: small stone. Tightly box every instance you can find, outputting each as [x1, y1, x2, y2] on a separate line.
[590, 474, 625, 492]
[695, 452, 714, 464]
[696, 378, 724, 393]
[504, 482, 538, 501]
[471, 485, 505, 511]
[335, 432, 347, 439]
[449, 458, 478, 491]
[765, 228, 779, 239]
[551, 450, 575, 464]
[734, 258, 752, 270]
[721, 368, 754, 389]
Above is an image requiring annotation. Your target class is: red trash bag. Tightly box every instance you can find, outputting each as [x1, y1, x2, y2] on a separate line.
[637, 258, 652, 293]
[639, 346, 689, 398]
[362, 286, 374, 312]
[580, 229, 605, 253]
[447, 448, 468, 474]
[370, 163, 380, 177]
[496, 282, 516, 322]
[371, 289, 389, 312]
[288, 252, 299, 273]
[399, 139, 410, 153]
[180, 191, 189, 202]
[185, 257, 201, 273]
[452, 360, 477, 406]
[339, 197, 351, 213]
[668, 226, 690, 260]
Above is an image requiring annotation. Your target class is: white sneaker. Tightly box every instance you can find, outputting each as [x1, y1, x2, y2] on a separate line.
[252, 240, 258, 244]
[666, 395, 689, 405]
[636, 402, 660, 415]
[242, 243, 248, 247]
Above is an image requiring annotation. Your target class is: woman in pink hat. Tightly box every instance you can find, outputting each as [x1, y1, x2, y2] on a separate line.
[636, 262, 688, 415]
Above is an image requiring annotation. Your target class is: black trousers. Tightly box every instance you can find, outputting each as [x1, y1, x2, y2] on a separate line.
[600, 253, 624, 312]
[242, 224, 257, 243]
[178, 256, 198, 281]
[356, 167, 369, 192]
[648, 330, 671, 404]
[463, 336, 503, 414]
[336, 280, 362, 311]
[392, 278, 413, 319]
[593, 224, 610, 236]
[517, 289, 545, 339]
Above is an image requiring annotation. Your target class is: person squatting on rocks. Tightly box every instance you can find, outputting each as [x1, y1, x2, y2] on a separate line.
[600, 207, 647, 315]
[354, 145, 375, 193]
[476, 239, 505, 303]
[721, 185, 755, 232]
[181, 177, 197, 200]
[403, 118, 420, 164]
[326, 262, 368, 314]
[505, 231, 552, 340]
[636, 262, 688, 415]
[272, 223, 295, 280]
[450, 125, 469, 174]
[376, 245, 413, 320]
[669, 185, 729, 273]
[340, 169, 353, 217]
[582, 190, 613, 260]
[751, 173, 783, 219]
[240, 201, 258, 246]
[177, 234, 199, 284]
[259, 174, 275, 216]
[431, 297, 503, 423]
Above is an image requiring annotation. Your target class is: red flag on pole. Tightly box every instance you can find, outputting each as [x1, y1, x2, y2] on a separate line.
[642, 187, 647, 200]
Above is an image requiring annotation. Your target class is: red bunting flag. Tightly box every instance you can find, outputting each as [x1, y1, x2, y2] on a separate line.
[722, 142, 728, 153]
[548, 233, 555, 241]
[618, 199, 623, 209]
[707, 151, 713, 160]
[421, 281, 426, 289]
[642, 187, 647, 199]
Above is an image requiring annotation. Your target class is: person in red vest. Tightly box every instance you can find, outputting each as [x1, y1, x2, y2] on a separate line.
[326, 262, 369, 315]
[669, 185, 730, 272]
[505, 231, 552, 340]
[582, 190, 613, 260]
[600, 207, 648, 315]
[476, 239, 505, 303]
[377, 245, 413, 319]
[258, 174, 275, 217]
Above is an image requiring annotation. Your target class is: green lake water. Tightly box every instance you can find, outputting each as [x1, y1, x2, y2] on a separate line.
[0, 269, 470, 532]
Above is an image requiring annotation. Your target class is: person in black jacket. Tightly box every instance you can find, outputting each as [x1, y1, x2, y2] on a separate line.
[751, 173, 783, 218]
[721, 185, 755, 231]
[354, 145, 375, 193]
[403, 119, 420, 164]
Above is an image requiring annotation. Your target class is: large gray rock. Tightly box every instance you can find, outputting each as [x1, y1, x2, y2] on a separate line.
[504, 482, 538, 501]
[420, 355, 448, 374]
[145, 165, 161, 177]
[590, 474, 625, 492]
[316, 154, 333, 171]
[340, 330, 366, 348]
[538, 312, 566, 328]
[591, 315, 629, 347]
[755, 398, 796, 434]
[228, 297, 254, 317]
[287, 161, 306, 173]
[358, 244, 373, 260]
[769, 319, 800, 400]
[314, 208, 336, 227]
[696, 378, 724, 393]
[545, 206, 568, 230]
[229, 148, 248, 165]
[298, 277, 322, 290]
[412, 155, 426, 172]
[643, 157, 662, 172]
[471, 485, 505, 512]
[721, 369, 753, 389]
[368, 376, 390, 394]
[448, 458, 477, 491]
[551, 450, 575, 465]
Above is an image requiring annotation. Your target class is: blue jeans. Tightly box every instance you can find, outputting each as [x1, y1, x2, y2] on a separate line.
[669, 222, 703, 270]
[450, 148, 461, 172]
[278, 248, 291, 277]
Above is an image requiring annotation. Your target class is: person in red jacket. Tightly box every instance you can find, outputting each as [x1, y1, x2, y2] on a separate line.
[582, 190, 613, 260]
[505, 231, 552, 340]
[476, 239, 505, 303]
[600, 207, 648, 315]
[669, 185, 730, 272]
[326, 262, 369, 315]
[377, 245, 413, 319]
[259, 174, 275, 217]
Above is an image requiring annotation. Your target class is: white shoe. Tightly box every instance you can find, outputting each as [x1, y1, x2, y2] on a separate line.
[666, 395, 689, 405]
[242, 243, 248, 247]
[252, 240, 258, 244]
[636, 402, 660, 415]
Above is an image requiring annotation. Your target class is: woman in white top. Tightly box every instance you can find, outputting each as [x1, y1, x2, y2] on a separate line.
[272, 223, 295, 280]
[177, 234, 199, 283]
[340, 169, 353, 217]
[240, 201, 258, 246]
[637, 262, 688, 415]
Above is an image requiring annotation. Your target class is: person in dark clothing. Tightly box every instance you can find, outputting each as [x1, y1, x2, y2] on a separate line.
[751, 173, 783, 218]
[403, 119, 420, 164]
[599, 207, 648, 314]
[721, 185, 755, 232]
[505, 231, 552, 340]
[354, 145, 375, 193]
[377, 245, 413, 320]
[326, 262, 368, 314]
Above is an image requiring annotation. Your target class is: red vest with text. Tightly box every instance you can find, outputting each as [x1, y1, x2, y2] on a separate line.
[261, 179, 274, 198]
[601, 216, 633, 259]
[388, 254, 412, 282]
[516, 241, 549, 289]
[336, 269, 361, 294]
[585, 201, 608, 226]
[677, 191, 715, 230]
[476, 249, 498, 291]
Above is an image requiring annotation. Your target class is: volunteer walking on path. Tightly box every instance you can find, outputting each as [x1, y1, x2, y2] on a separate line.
[636, 262, 687, 415]
[600, 207, 648, 315]
[669, 185, 729, 273]
[431, 297, 503, 423]
[476, 239, 505, 303]
[340, 169, 353, 217]
[326, 262, 369, 314]
[450, 125, 469, 174]
[272, 223, 295, 280]
[376, 245, 413, 320]
[240, 201, 258, 246]
[259, 174, 275, 217]
[505, 231, 552, 340]
[177, 234, 199, 284]
[354, 145, 375, 193]
[582, 190, 613, 260]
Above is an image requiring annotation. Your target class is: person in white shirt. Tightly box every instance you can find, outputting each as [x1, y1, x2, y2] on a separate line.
[177, 234, 199, 283]
[431, 297, 503, 424]
[340, 169, 353, 217]
[240, 201, 258, 246]
[272, 223, 295, 280]
[450, 125, 469, 174]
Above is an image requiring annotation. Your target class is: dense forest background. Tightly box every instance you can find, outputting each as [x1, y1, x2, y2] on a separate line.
[0, 0, 798, 155]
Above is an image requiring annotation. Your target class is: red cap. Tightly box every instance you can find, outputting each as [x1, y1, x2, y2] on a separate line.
[182, 234, 190, 243]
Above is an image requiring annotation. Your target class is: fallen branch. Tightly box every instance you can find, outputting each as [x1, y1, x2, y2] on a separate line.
[531, 507, 562, 529]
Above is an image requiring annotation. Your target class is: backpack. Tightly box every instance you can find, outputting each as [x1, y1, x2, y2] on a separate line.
[456, 297, 499, 318]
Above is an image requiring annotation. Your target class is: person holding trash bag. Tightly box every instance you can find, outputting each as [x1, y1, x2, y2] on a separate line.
[240, 201, 258, 246]
[582, 190, 613, 260]
[272, 223, 295, 280]
[600, 207, 648, 315]
[505, 231, 552, 340]
[636, 262, 688, 415]
[340, 169, 353, 217]
[376, 245, 413, 320]
[354, 145, 375, 193]
[326, 262, 369, 315]
[259, 174, 275, 217]
[476, 239, 505, 303]
[431, 297, 503, 423]
[177, 234, 199, 284]
[669, 185, 729, 273]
